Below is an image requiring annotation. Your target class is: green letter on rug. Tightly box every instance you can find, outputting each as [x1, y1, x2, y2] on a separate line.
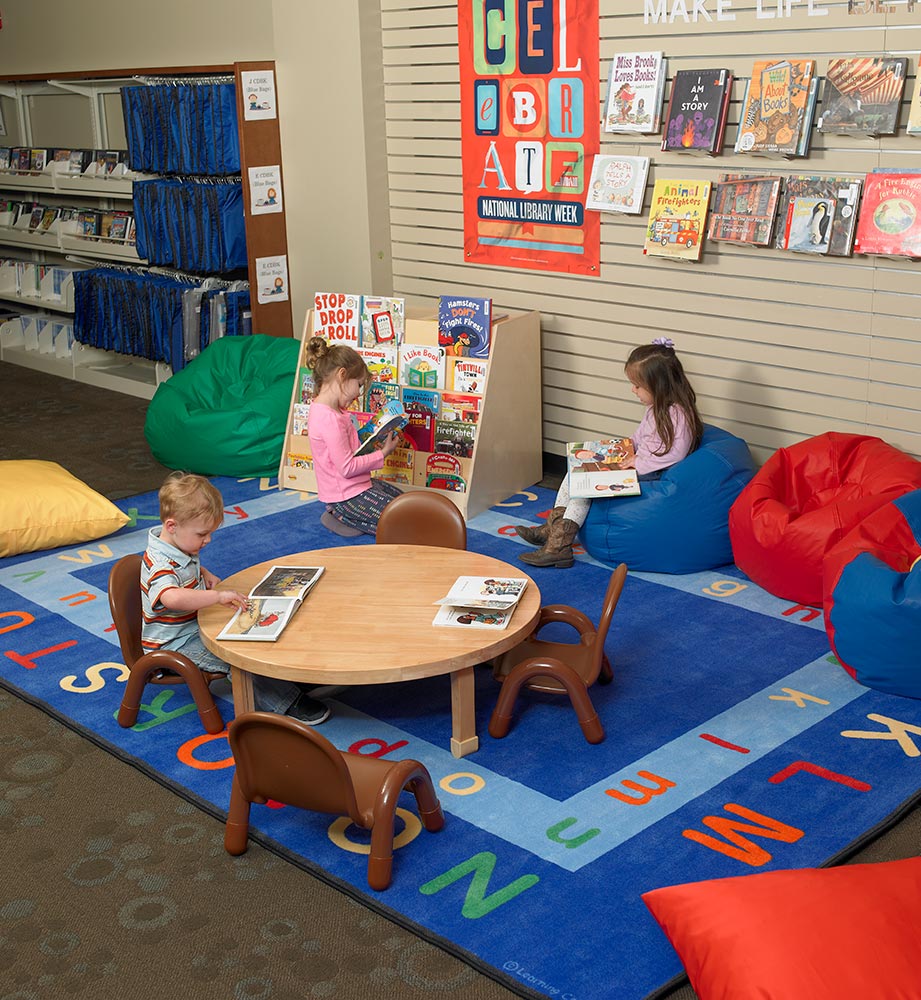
[420, 852, 539, 918]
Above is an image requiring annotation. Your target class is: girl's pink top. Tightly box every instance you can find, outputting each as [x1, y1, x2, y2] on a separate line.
[632, 404, 693, 474]
[307, 403, 384, 502]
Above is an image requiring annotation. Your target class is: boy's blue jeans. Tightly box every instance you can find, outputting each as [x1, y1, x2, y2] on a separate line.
[181, 634, 301, 715]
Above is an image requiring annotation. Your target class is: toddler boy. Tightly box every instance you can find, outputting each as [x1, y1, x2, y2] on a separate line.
[141, 471, 329, 724]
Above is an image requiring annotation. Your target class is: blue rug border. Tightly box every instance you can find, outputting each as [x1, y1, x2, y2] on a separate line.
[0, 671, 548, 1000]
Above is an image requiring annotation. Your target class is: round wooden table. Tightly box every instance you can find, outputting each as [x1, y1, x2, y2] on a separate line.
[198, 545, 540, 757]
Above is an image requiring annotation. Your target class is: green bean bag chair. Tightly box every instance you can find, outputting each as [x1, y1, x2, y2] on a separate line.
[145, 335, 300, 477]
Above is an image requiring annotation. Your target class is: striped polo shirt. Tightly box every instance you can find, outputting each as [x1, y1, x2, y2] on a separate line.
[140, 526, 205, 653]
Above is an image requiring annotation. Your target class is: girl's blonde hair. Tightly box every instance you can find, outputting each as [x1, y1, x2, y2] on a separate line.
[159, 472, 224, 526]
[625, 341, 703, 456]
[304, 337, 369, 395]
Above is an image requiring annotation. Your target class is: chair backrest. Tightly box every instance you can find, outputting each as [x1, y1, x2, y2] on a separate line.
[376, 490, 467, 549]
[228, 712, 363, 823]
[589, 563, 628, 674]
[108, 553, 145, 668]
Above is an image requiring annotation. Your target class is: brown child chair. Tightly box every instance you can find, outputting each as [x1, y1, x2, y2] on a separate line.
[489, 563, 628, 744]
[108, 553, 225, 735]
[376, 490, 467, 549]
[224, 712, 445, 890]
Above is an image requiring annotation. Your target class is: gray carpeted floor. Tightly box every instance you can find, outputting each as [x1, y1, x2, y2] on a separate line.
[2, 358, 919, 1000]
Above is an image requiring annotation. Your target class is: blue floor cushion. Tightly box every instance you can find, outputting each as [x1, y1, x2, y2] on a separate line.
[581, 424, 757, 573]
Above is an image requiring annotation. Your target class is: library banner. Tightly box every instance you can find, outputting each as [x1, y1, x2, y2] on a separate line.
[458, 0, 600, 276]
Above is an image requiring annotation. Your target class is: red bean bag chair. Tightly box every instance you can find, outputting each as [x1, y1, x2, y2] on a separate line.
[823, 489, 921, 699]
[729, 432, 921, 606]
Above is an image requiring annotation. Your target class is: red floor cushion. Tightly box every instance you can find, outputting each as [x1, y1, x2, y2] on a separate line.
[642, 857, 921, 1000]
[729, 432, 921, 606]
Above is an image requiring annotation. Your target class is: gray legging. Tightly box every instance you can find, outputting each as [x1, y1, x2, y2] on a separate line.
[553, 479, 591, 528]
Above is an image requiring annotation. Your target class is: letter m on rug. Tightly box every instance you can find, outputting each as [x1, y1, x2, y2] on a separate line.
[419, 852, 539, 918]
[682, 803, 804, 867]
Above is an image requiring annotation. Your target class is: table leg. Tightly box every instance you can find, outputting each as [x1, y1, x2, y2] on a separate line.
[450, 665, 479, 758]
[231, 666, 256, 717]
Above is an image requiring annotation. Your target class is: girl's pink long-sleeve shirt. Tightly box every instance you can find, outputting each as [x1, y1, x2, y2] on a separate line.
[307, 403, 384, 502]
[631, 404, 693, 474]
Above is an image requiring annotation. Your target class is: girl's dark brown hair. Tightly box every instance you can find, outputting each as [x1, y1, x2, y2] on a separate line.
[304, 337, 369, 395]
[625, 342, 703, 456]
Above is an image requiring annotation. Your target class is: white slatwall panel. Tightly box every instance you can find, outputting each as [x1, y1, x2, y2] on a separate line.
[380, 1, 921, 465]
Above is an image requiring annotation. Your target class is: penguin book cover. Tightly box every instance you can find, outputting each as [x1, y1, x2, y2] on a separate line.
[781, 196, 836, 253]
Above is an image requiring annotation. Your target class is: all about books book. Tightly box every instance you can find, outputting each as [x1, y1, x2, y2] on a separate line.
[643, 178, 711, 261]
[818, 57, 908, 136]
[566, 439, 640, 499]
[217, 566, 324, 642]
[736, 58, 816, 157]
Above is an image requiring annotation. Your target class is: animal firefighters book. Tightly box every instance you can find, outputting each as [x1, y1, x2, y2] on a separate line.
[643, 178, 712, 261]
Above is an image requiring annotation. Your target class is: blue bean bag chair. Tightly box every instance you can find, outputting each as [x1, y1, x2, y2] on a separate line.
[581, 424, 757, 573]
[145, 334, 301, 477]
[823, 489, 921, 699]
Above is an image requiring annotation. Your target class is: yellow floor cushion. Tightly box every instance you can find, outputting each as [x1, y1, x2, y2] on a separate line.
[0, 460, 130, 557]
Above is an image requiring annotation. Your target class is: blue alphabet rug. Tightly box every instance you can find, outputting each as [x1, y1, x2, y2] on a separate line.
[2, 476, 920, 1000]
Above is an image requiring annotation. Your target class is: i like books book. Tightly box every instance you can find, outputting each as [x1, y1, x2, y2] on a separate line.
[437, 296, 492, 358]
[585, 155, 650, 214]
[854, 172, 921, 257]
[400, 344, 446, 389]
[662, 69, 733, 155]
[818, 57, 908, 136]
[566, 439, 640, 500]
[643, 178, 711, 261]
[217, 566, 324, 642]
[774, 175, 862, 256]
[707, 174, 783, 246]
[603, 51, 667, 134]
[736, 58, 816, 157]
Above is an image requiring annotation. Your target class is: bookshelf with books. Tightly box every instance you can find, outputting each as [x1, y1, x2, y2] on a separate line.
[0, 62, 291, 398]
[278, 301, 542, 520]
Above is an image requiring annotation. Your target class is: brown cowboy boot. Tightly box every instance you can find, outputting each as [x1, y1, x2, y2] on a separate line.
[515, 506, 566, 546]
[518, 516, 579, 568]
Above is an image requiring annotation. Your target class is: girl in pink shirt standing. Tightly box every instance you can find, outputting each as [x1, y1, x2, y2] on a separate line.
[306, 338, 401, 536]
[517, 338, 703, 568]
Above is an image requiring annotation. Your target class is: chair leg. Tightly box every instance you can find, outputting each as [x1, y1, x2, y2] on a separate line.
[489, 657, 605, 744]
[408, 772, 445, 833]
[180, 666, 225, 735]
[367, 760, 443, 890]
[598, 654, 614, 685]
[117, 665, 153, 728]
[224, 775, 252, 856]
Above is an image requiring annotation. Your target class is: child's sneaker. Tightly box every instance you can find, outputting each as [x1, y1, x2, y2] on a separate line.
[286, 692, 331, 726]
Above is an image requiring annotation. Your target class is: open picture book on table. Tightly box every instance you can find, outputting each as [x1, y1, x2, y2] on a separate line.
[217, 565, 324, 642]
